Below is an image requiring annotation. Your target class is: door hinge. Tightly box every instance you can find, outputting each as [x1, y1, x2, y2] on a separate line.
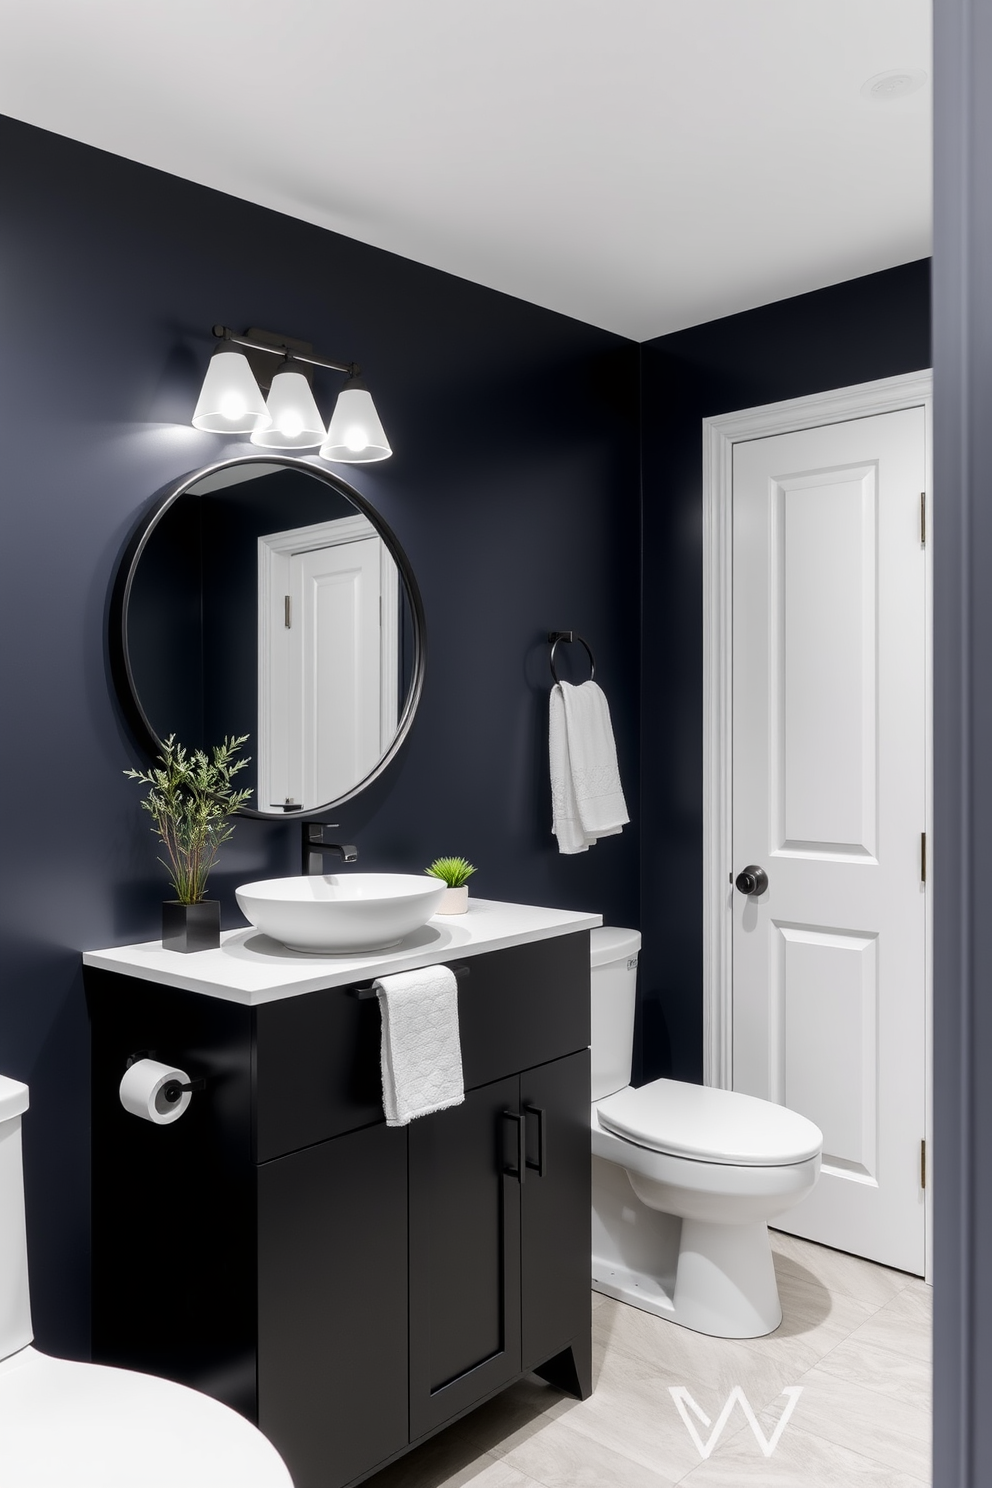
[921, 831, 927, 884]
[921, 491, 926, 546]
[921, 1138, 927, 1190]
[284, 595, 292, 629]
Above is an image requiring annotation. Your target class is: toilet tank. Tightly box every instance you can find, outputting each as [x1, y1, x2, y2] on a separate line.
[590, 926, 642, 1101]
[0, 1076, 33, 1361]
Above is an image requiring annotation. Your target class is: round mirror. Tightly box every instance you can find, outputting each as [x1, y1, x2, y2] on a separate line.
[112, 456, 425, 819]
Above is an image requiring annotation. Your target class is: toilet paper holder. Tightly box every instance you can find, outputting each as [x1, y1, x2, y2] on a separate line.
[125, 1051, 206, 1106]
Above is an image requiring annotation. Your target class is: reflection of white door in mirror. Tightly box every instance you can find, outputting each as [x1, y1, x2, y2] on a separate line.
[258, 516, 399, 811]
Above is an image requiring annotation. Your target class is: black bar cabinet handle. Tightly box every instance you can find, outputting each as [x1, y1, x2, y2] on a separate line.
[524, 1105, 547, 1177]
[352, 963, 471, 999]
[503, 1110, 525, 1183]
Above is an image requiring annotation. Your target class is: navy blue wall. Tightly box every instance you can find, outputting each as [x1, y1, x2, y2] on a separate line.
[638, 260, 931, 1085]
[0, 115, 640, 1357]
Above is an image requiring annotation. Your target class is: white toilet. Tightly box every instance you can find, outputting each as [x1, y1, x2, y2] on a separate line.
[590, 927, 823, 1338]
[0, 1074, 293, 1487]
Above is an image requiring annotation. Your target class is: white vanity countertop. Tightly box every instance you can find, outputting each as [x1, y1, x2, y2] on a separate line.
[82, 898, 602, 1006]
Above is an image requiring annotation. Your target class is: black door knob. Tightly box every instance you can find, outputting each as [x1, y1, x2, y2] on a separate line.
[735, 865, 768, 896]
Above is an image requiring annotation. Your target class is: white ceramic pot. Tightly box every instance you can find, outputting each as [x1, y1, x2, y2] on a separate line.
[435, 885, 469, 915]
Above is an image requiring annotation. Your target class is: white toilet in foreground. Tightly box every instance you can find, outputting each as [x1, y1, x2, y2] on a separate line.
[591, 928, 823, 1338]
[0, 1074, 293, 1488]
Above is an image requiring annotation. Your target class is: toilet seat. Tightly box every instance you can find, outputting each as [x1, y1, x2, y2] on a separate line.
[596, 1079, 822, 1167]
[0, 1347, 292, 1487]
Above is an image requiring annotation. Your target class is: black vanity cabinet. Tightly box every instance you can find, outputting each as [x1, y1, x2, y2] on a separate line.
[86, 931, 592, 1488]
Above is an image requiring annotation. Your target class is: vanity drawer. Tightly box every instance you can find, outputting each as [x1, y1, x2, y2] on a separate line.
[254, 985, 384, 1162]
[253, 932, 591, 1163]
[457, 934, 590, 1087]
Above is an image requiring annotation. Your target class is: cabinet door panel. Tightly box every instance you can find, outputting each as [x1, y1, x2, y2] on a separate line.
[409, 1077, 521, 1438]
[258, 1122, 408, 1488]
[521, 1050, 592, 1372]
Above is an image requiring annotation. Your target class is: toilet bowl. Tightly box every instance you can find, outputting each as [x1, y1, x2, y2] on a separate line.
[0, 1074, 293, 1487]
[589, 928, 823, 1338]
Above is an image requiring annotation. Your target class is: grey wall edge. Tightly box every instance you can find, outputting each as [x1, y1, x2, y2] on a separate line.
[933, 0, 992, 1482]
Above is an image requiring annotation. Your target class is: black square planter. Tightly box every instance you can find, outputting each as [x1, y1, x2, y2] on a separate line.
[162, 900, 221, 953]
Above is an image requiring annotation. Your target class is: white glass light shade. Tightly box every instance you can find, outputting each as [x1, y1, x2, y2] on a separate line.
[251, 363, 326, 449]
[191, 347, 270, 433]
[319, 383, 392, 463]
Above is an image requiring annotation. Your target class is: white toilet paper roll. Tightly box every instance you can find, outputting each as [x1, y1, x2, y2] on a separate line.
[119, 1058, 192, 1125]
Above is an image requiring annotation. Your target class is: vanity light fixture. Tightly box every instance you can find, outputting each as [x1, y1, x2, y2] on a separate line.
[192, 325, 392, 462]
[191, 339, 271, 434]
[320, 370, 392, 463]
[252, 360, 326, 450]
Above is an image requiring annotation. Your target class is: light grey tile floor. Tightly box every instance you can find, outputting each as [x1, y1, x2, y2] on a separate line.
[364, 1231, 932, 1488]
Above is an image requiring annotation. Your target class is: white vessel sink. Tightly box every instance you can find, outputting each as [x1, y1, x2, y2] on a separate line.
[235, 874, 448, 954]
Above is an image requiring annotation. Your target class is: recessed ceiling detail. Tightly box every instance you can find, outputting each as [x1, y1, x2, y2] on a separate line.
[0, 0, 932, 341]
[861, 70, 928, 101]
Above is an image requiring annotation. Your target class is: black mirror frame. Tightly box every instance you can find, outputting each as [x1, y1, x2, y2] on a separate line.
[110, 454, 426, 821]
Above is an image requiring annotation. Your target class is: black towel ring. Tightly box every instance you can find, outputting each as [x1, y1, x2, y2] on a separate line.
[548, 631, 596, 684]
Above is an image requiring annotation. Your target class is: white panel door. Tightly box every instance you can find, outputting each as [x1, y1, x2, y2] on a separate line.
[260, 535, 384, 811]
[257, 516, 400, 813]
[732, 407, 926, 1273]
[296, 538, 383, 809]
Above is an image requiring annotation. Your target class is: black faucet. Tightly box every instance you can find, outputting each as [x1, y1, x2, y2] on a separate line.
[302, 824, 359, 875]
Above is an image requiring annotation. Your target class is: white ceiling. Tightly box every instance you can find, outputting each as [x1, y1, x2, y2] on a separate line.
[0, 0, 931, 341]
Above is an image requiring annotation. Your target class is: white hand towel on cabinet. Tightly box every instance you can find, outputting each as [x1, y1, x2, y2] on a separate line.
[549, 679, 629, 854]
[374, 964, 465, 1126]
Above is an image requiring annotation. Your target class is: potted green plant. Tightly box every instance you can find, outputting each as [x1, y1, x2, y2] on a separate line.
[424, 856, 476, 915]
[125, 734, 253, 952]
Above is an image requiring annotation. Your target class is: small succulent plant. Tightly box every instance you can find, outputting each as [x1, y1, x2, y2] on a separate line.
[424, 856, 477, 889]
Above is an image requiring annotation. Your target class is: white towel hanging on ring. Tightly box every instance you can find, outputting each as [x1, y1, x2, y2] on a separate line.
[550, 679, 629, 854]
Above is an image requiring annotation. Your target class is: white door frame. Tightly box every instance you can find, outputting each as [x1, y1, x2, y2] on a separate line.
[702, 369, 933, 1275]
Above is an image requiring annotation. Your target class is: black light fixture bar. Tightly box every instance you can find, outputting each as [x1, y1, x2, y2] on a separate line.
[213, 324, 356, 379]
